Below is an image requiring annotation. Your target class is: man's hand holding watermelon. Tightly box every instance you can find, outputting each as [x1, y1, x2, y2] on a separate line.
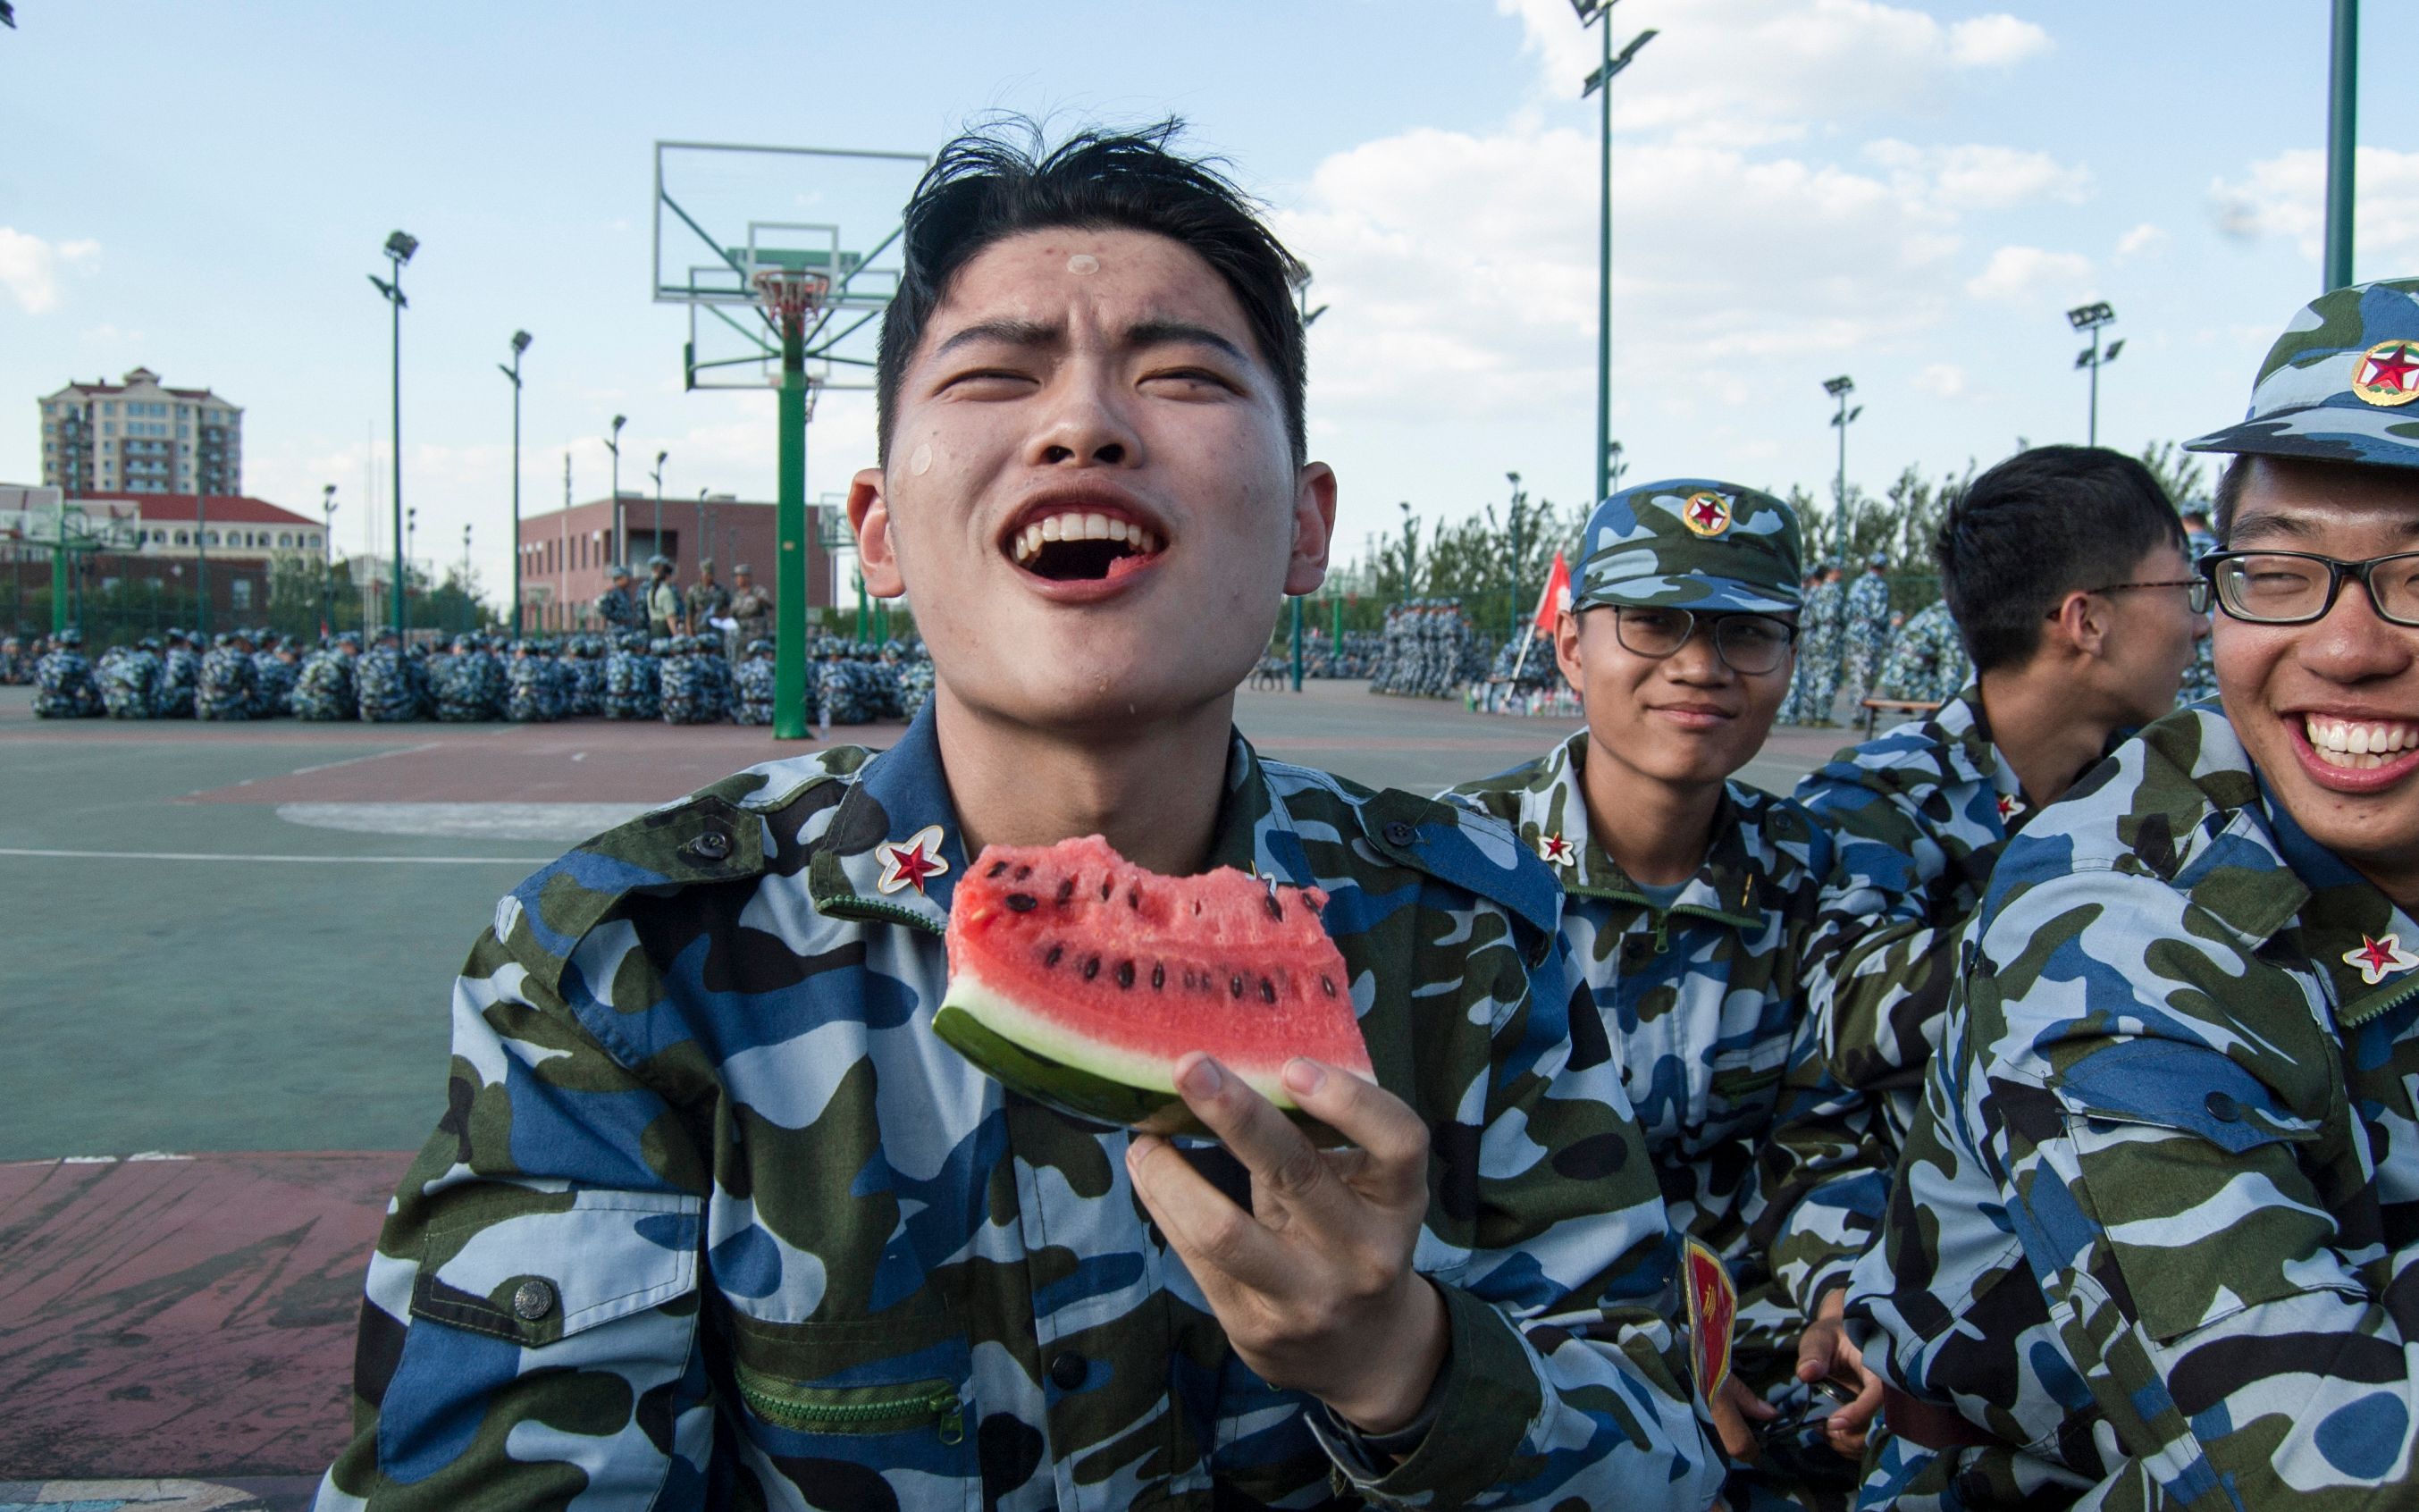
[1127, 1049, 1447, 1436]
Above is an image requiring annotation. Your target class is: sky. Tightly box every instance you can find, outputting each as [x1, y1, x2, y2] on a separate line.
[4, 0, 2415, 602]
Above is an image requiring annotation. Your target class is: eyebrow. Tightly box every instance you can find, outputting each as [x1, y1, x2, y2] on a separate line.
[928, 316, 1252, 367]
[2230, 508, 2419, 545]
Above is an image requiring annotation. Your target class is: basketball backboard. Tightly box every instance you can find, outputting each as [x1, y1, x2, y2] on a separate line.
[651, 140, 931, 391]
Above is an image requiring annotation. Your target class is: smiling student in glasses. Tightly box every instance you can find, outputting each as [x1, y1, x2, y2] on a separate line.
[1446, 482, 1853, 1505]
[1846, 280, 2419, 1509]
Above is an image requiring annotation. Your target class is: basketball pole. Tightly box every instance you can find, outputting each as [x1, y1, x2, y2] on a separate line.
[774, 307, 811, 741]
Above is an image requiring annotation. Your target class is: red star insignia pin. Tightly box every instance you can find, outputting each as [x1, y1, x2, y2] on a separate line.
[2354, 340, 2419, 409]
[1996, 793, 2025, 821]
[876, 823, 951, 895]
[2344, 933, 2419, 986]
[1680, 491, 1733, 539]
[1538, 832, 1577, 868]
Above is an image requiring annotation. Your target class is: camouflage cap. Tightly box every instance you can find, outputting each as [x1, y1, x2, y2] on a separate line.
[1574, 478, 1802, 616]
[58, 627, 83, 647]
[2188, 278, 2419, 469]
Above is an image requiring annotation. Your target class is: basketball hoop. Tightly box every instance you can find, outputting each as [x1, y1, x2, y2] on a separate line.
[752, 267, 831, 334]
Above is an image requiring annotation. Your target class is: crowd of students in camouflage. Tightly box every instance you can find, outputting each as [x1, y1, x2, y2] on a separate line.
[20, 624, 936, 728]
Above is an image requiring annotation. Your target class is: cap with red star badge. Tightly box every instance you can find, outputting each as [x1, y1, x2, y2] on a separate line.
[2188, 278, 2419, 471]
[1572, 479, 1804, 617]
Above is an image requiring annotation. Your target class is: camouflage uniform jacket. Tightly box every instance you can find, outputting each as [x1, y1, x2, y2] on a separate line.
[1445, 734, 1833, 1361]
[1757, 688, 2034, 1317]
[318, 709, 1722, 1511]
[1844, 575, 1891, 659]
[1850, 707, 2419, 1509]
[1870, 602, 1968, 706]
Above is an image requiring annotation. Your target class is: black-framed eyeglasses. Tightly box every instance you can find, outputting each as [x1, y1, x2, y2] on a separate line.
[1610, 605, 1798, 676]
[2049, 577, 2212, 617]
[2199, 550, 2419, 626]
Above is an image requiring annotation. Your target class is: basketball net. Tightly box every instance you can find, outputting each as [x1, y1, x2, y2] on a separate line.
[752, 267, 831, 337]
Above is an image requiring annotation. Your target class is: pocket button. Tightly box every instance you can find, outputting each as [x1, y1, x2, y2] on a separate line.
[1048, 1351, 1087, 1390]
[2205, 1091, 2242, 1123]
[512, 1279, 557, 1321]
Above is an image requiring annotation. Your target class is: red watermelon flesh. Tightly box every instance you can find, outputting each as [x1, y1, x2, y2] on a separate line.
[934, 834, 1370, 1134]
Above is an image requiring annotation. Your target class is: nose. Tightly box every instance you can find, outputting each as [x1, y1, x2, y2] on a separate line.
[2299, 578, 2416, 685]
[1026, 363, 1142, 470]
[1665, 628, 1732, 684]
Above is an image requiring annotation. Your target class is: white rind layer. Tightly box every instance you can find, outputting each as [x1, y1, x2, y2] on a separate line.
[941, 961, 1305, 1112]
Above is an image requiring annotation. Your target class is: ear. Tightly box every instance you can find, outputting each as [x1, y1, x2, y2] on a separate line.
[2047, 588, 2109, 659]
[1552, 606, 1586, 689]
[1282, 462, 1339, 596]
[849, 466, 907, 599]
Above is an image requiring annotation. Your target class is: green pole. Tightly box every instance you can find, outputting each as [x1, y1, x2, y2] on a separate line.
[50, 495, 67, 634]
[390, 258, 406, 642]
[1331, 594, 1342, 648]
[773, 314, 811, 740]
[1592, 15, 1612, 507]
[1289, 594, 1304, 692]
[855, 572, 868, 643]
[2324, 0, 2359, 291]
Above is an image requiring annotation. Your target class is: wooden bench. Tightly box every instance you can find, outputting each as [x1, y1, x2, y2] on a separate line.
[1859, 697, 1943, 736]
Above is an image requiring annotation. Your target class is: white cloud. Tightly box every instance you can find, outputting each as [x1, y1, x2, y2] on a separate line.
[2210, 147, 2419, 264]
[1914, 363, 1969, 399]
[2115, 223, 2169, 260]
[1866, 140, 2091, 211]
[0, 228, 100, 315]
[1493, 0, 2051, 145]
[1965, 245, 2095, 303]
[1278, 122, 1979, 423]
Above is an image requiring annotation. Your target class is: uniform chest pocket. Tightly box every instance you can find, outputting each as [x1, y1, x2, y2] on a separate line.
[720, 1307, 979, 1502]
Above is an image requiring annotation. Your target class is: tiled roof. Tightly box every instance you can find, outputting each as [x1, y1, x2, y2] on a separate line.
[73, 491, 315, 527]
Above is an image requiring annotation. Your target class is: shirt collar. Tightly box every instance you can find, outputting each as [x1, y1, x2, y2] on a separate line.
[1517, 733, 1760, 927]
[808, 706, 1291, 934]
[2258, 771, 2419, 1024]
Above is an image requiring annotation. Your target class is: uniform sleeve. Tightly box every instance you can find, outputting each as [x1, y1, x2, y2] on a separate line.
[315, 923, 715, 1510]
[1315, 911, 1724, 1510]
[1753, 1003, 1894, 1318]
[1972, 866, 2419, 1508]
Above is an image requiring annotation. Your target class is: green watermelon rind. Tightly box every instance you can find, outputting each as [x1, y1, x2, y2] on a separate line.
[933, 971, 1349, 1147]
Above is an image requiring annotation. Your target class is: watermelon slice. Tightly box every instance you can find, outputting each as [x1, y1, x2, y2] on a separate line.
[934, 834, 1371, 1139]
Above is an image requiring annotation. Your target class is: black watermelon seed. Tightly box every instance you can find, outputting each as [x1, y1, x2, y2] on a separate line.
[986, 860, 1008, 878]
[1151, 963, 1165, 990]
[1082, 955, 1101, 981]
[1005, 894, 1038, 912]
[1320, 975, 1337, 996]
[1127, 888, 1140, 910]
[1045, 945, 1063, 968]
[1100, 878, 1113, 900]
[1229, 974, 1245, 998]
[1259, 977, 1277, 1004]
[1055, 878, 1075, 906]
[1115, 961, 1135, 989]
[1014, 864, 1033, 880]
[1264, 892, 1283, 921]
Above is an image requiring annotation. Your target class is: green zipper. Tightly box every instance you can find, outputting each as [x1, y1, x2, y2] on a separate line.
[735, 1365, 963, 1443]
[2339, 974, 2419, 1029]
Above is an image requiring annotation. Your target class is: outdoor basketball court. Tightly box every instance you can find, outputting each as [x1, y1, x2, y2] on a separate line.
[0, 679, 1844, 1506]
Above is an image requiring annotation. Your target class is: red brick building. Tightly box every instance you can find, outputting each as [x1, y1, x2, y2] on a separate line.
[13, 491, 329, 621]
[517, 493, 839, 631]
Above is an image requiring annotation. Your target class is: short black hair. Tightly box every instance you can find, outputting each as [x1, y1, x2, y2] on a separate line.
[1935, 445, 2186, 673]
[875, 117, 1308, 467]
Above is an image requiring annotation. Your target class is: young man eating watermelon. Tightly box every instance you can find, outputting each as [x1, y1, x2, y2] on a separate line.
[1446, 485, 1869, 1507]
[316, 120, 1719, 1510]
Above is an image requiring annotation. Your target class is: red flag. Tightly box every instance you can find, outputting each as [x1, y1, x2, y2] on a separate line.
[1532, 550, 1573, 635]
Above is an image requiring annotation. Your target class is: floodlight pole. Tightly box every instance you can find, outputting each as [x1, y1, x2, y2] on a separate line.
[774, 311, 811, 740]
[2325, 0, 2359, 291]
[500, 331, 530, 637]
[368, 231, 416, 638]
[196, 466, 210, 637]
[321, 484, 337, 635]
[1825, 376, 1860, 560]
[652, 450, 668, 560]
[605, 415, 626, 567]
[1578, 3, 1657, 505]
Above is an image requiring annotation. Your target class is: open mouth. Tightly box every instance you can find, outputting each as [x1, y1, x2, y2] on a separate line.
[1006, 507, 1168, 584]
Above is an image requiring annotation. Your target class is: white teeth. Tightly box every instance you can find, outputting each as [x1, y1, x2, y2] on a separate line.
[1012, 510, 1167, 563]
[1081, 512, 1110, 541]
[1040, 516, 1063, 542]
[2306, 714, 2419, 768]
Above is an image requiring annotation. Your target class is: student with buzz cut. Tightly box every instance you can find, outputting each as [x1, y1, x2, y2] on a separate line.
[315, 120, 1719, 1511]
[1852, 278, 2419, 1507]
[1752, 446, 2207, 1457]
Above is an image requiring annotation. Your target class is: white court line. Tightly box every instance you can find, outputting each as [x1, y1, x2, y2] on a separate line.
[0, 846, 549, 865]
[288, 741, 443, 776]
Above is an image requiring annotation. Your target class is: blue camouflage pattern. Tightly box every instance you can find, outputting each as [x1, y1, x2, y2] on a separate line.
[315, 708, 1725, 1510]
[2188, 277, 2419, 469]
[1575, 480, 1804, 617]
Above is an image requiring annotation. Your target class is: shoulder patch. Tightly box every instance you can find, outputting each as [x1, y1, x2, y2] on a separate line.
[1358, 788, 1562, 944]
